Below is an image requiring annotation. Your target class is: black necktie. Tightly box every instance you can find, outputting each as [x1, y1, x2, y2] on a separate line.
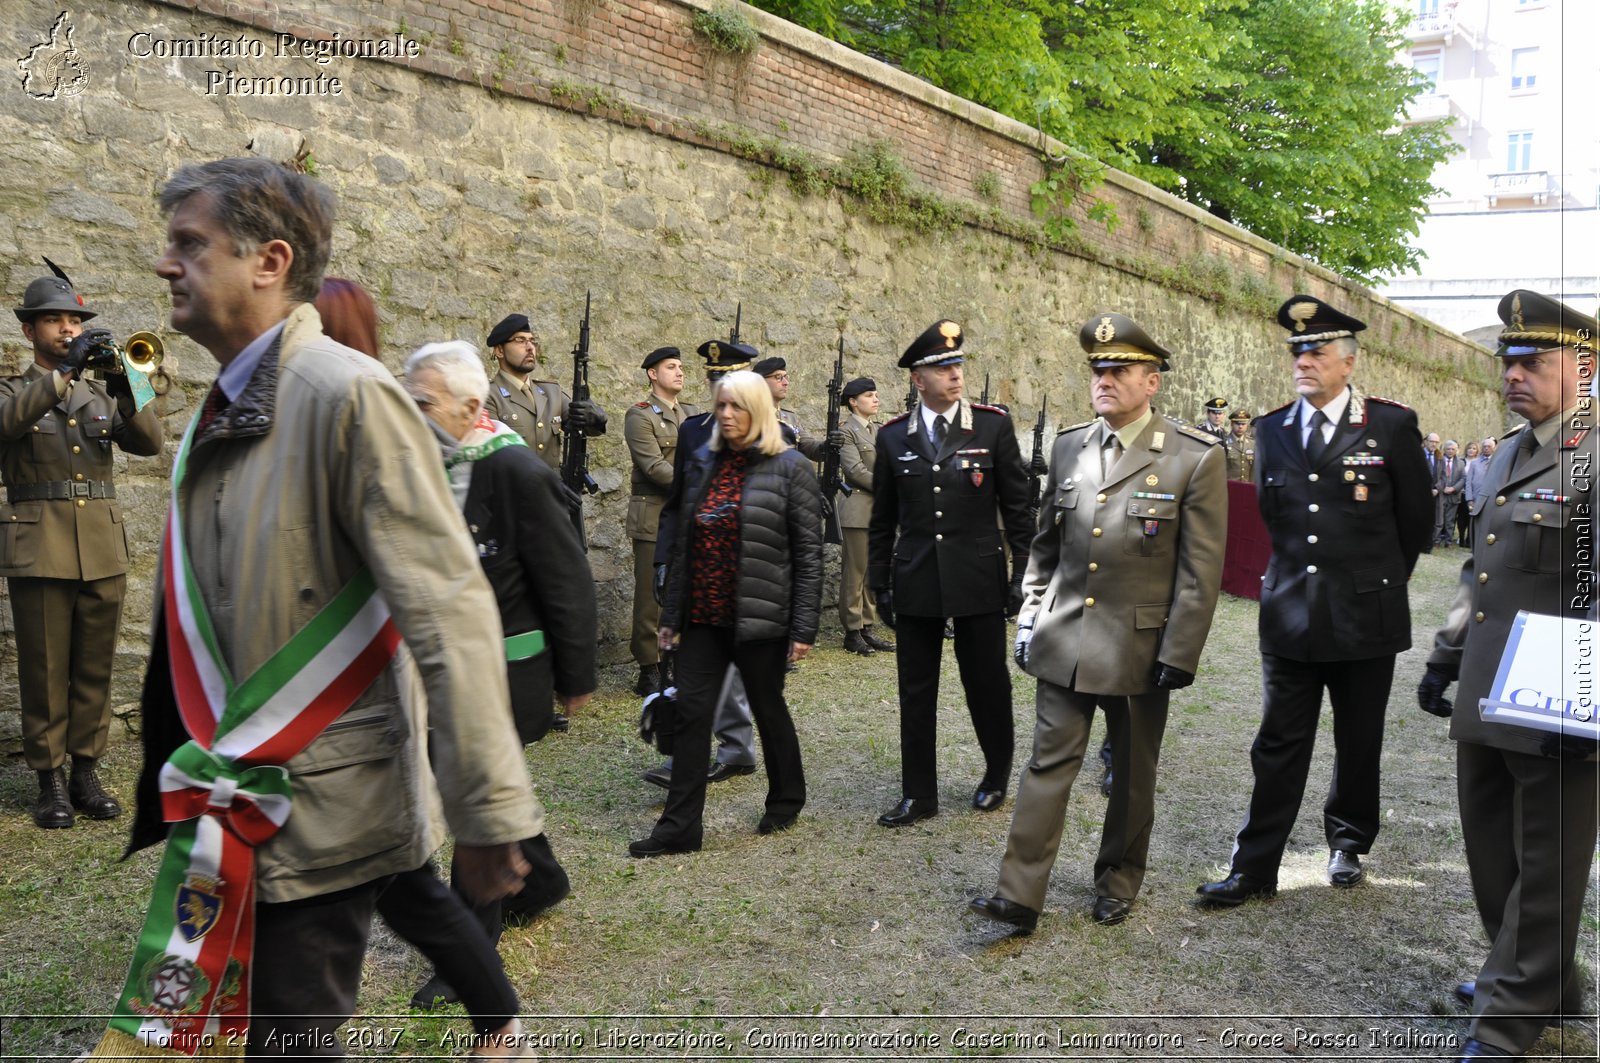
[932, 414, 948, 450]
[1305, 409, 1329, 466]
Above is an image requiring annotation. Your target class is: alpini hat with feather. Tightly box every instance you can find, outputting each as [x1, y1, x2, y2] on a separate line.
[13, 257, 96, 323]
[1277, 295, 1365, 354]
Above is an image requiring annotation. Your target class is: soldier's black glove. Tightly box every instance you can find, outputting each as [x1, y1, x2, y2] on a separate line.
[1538, 731, 1597, 760]
[652, 563, 667, 606]
[827, 428, 846, 449]
[106, 372, 132, 399]
[1029, 452, 1049, 476]
[1013, 626, 1033, 671]
[567, 400, 605, 435]
[873, 589, 896, 630]
[1152, 664, 1195, 690]
[1005, 578, 1025, 618]
[63, 328, 114, 378]
[1416, 663, 1456, 718]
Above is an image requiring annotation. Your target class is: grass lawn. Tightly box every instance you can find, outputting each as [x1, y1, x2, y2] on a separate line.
[2, 548, 1595, 1059]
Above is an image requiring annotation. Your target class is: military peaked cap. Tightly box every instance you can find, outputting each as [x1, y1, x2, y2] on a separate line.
[1277, 295, 1366, 354]
[1077, 312, 1172, 370]
[899, 320, 964, 369]
[1496, 289, 1597, 358]
[695, 339, 757, 373]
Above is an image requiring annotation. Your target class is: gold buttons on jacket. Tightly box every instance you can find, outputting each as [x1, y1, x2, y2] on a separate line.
[74, 473, 84, 481]
[67, 418, 77, 427]
[1088, 562, 1098, 573]
[76, 499, 85, 508]
[71, 445, 81, 454]
[1486, 533, 1496, 545]
[1532, 512, 1543, 522]
[1495, 495, 1506, 505]
[1475, 612, 1485, 623]
[1092, 527, 1103, 537]
[1085, 597, 1096, 607]
[31, 425, 39, 432]
[1478, 573, 1489, 584]
[1096, 493, 1107, 503]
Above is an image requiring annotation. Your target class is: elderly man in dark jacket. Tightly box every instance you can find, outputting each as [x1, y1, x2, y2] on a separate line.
[637, 369, 823, 856]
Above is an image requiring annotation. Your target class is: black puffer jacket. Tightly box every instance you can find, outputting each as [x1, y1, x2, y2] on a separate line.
[663, 444, 823, 644]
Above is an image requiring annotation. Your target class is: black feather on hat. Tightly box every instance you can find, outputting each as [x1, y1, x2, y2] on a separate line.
[13, 257, 95, 323]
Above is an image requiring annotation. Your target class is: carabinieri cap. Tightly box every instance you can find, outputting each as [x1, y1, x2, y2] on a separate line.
[899, 320, 964, 369]
[1277, 295, 1366, 354]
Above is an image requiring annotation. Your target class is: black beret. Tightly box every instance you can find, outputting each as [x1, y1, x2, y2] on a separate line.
[486, 313, 532, 348]
[899, 319, 964, 369]
[1496, 289, 1598, 358]
[842, 376, 876, 402]
[1277, 295, 1366, 354]
[641, 346, 681, 370]
[1077, 312, 1172, 370]
[753, 356, 787, 378]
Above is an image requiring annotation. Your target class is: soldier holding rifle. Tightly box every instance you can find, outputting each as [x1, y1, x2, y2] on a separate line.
[483, 310, 606, 466]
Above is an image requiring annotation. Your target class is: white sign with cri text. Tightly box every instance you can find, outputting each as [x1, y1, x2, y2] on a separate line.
[1479, 611, 1600, 739]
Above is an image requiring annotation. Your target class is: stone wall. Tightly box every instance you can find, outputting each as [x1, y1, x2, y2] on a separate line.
[1, 0, 1499, 729]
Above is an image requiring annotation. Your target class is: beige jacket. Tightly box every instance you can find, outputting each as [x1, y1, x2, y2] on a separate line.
[152, 304, 540, 902]
[1021, 415, 1227, 694]
[837, 414, 876, 529]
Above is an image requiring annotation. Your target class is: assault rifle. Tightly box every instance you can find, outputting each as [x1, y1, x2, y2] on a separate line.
[730, 301, 742, 345]
[819, 333, 851, 545]
[980, 374, 991, 407]
[904, 379, 917, 414]
[1027, 397, 1048, 528]
[560, 291, 599, 540]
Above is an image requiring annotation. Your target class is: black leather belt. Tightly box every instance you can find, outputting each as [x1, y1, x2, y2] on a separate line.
[6, 480, 116, 503]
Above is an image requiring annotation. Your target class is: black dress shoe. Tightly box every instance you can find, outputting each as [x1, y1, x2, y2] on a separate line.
[968, 895, 1038, 934]
[877, 798, 937, 827]
[1196, 871, 1277, 907]
[1456, 1037, 1514, 1059]
[33, 769, 73, 829]
[1099, 765, 1114, 798]
[972, 788, 1005, 811]
[549, 711, 570, 733]
[642, 763, 672, 789]
[1092, 896, 1132, 926]
[861, 626, 895, 651]
[1328, 849, 1364, 887]
[634, 667, 660, 697]
[843, 631, 875, 656]
[1454, 981, 1475, 1006]
[410, 971, 460, 1009]
[757, 812, 798, 835]
[627, 835, 701, 858]
[69, 758, 120, 819]
[707, 761, 757, 783]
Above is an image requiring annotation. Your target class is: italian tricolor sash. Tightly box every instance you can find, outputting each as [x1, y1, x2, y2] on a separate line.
[92, 410, 402, 1059]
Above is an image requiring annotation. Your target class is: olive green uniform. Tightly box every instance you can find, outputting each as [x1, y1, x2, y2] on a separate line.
[1224, 431, 1256, 481]
[836, 412, 878, 632]
[485, 370, 573, 468]
[0, 366, 162, 770]
[625, 392, 698, 667]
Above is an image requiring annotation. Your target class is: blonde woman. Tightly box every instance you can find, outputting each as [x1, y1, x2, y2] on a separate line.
[635, 370, 823, 855]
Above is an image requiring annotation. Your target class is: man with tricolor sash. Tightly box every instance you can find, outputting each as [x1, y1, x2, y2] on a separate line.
[92, 158, 540, 1059]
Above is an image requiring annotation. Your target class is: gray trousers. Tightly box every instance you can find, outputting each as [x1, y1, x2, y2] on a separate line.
[996, 681, 1170, 909]
[665, 663, 754, 767]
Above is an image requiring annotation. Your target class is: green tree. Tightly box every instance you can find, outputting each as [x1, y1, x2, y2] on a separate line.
[748, 0, 1454, 284]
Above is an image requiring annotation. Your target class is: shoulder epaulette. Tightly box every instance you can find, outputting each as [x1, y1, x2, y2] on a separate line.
[1057, 419, 1096, 435]
[1175, 421, 1223, 445]
[970, 402, 1006, 415]
[1365, 395, 1411, 410]
[1264, 400, 1295, 418]
[634, 400, 652, 409]
[1501, 423, 1525, 440]
[882, 411, 912, 427]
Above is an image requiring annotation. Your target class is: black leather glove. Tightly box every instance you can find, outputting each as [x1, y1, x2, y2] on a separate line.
[827, 428, 846, 449]
[1013, 627, 1032, 671]
[652, 563, 667, 606]
[1538, 731, 1597, 760]
[873, 589, 896, 630]
[1152, 663, 1195, 690]
[106, 372, 132, 399]
[565, 400, 591, 432]
[1005, 578, 1024, 618]
[63, 328, 113, 377]
[1029, 452, 1049, 476]
[1416, 663, 1456, 718]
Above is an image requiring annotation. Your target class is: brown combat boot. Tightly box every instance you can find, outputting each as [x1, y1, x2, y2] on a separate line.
[69, 756, 122, 819]
[33, 769, 73, 829]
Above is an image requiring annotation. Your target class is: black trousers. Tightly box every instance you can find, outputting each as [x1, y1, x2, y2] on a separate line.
[1231, 653, 1395, 879]
[893, 611, 1014, 800]
[652, 624, 805, 845]
[375, 862, 519, 1034]
[247, 879, 388, 1058]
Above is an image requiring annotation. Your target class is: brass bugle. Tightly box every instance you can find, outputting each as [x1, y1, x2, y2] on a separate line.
[122, 331, 163, 374]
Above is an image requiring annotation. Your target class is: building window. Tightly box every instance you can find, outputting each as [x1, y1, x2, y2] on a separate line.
[1511, 48, 1538, 90]
[1506, 131, 1534, 172]
[1412, 51, 1442, 93]
[1417, 0, 1439, 13]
